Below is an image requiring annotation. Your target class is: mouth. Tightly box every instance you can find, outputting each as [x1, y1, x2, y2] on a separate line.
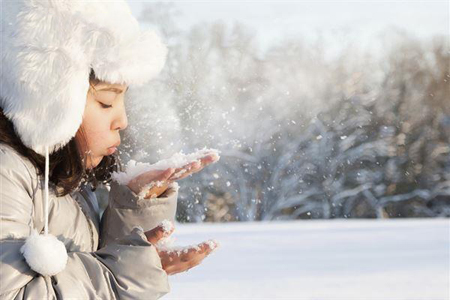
[110, 140, 120, 148]
[107, 141, 120, 155]
[107, 147, 117, 155]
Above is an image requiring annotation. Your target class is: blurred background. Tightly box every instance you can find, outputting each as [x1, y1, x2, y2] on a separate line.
[93, 2, 449, 298]
[96, 0, 450, 223]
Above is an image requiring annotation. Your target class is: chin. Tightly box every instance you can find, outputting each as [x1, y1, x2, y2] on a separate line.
[94, 157, 104, 167]
[87, 156, 104, 169]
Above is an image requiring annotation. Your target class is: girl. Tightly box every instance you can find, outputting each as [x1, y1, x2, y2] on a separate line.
[0, 1, 217, 299]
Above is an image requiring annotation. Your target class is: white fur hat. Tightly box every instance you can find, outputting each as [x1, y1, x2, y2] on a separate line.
[1, 0, 167, 276]
[1, 0, 167, 155]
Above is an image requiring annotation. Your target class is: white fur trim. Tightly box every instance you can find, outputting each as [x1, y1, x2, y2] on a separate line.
[0, 0, 167, 155]
[20, 229, 68, 276]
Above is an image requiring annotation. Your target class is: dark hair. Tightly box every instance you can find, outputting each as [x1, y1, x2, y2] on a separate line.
[0, 69, 123, 196]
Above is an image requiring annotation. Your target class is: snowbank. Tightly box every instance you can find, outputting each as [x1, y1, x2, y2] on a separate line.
[165, 219, 449, 300]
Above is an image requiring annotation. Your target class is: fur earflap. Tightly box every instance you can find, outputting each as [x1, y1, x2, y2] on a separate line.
[0, 0, 168, 155]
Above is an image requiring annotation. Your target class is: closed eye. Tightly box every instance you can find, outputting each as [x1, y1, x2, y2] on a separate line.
[99, 102, 112, 109]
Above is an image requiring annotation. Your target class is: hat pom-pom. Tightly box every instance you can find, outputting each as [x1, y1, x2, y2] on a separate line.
[20, 229, 68, 276]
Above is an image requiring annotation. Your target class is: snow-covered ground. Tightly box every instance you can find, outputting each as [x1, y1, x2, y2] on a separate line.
[164, 219, 449, 300]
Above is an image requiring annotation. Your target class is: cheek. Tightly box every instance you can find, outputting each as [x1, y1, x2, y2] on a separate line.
[81, 106, 111, 153]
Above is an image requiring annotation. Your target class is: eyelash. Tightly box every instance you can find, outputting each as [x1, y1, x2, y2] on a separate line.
[100, 102, 112, 109]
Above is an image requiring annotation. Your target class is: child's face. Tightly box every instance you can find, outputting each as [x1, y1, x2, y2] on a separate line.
[75, 81, 129, 169]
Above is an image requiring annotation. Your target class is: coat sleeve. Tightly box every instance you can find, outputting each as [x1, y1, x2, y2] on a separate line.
[0, 147, 170, 299]
[99, 180, 179, 248]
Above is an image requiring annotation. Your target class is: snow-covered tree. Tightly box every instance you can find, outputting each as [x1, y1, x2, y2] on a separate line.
[99, 3, 450, 222]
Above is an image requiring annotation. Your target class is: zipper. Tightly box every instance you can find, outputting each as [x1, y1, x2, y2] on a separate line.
[73, 187, 96, 252]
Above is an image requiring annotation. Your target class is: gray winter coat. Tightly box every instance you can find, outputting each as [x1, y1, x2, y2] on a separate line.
[0, 143, 178, 299]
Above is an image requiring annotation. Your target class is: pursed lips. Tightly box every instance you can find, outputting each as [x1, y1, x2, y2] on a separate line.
[108, 141, 120, 149]
[106, 141, 120, 155]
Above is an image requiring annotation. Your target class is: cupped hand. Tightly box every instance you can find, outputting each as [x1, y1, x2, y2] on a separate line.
[144, 223, 218, 275]
[127, 168, 175, 198]
[126, 153, 220, 199]
[168, 153, 220, 181]
[157, 241, 217, 275]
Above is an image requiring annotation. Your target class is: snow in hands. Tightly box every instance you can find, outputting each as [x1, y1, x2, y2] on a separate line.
[156, 235, 220, 256]
[160, 219, 174, 235]
[111, 147, 221, 185]
[155, 220, 219, 256]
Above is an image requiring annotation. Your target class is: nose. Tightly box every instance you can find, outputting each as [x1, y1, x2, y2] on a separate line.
[113, 105, 128, 131]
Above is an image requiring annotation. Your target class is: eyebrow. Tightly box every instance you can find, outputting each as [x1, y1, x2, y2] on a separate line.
[98, 86, 129, 93]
